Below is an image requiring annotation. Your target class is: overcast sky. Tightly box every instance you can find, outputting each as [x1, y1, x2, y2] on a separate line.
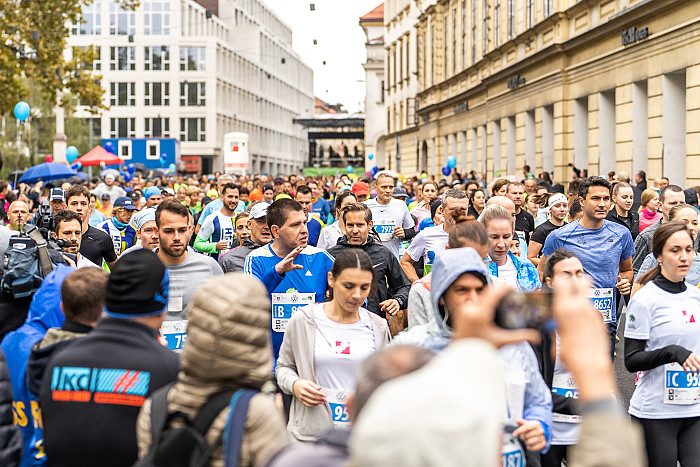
[263, 0, 383, 114]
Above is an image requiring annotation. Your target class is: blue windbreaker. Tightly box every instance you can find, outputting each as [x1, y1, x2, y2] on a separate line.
[1, 264, 73, 467]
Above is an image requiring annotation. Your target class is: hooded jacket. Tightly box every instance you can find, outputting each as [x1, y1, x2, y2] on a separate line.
[136, 273, 289, 467]
[327, 235, 411, 316]
[393, 248, 552, 449]
[0, 264, 73, 467]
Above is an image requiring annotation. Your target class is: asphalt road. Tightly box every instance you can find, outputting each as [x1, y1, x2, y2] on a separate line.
[614, 309, 636, 414]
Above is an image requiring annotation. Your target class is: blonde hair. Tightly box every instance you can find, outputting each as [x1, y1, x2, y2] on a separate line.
[480, 204, 513, 229]
[640, 189, 659, 212]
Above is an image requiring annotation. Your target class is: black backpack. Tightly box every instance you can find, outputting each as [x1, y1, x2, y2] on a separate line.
[134, 383, 258, 467]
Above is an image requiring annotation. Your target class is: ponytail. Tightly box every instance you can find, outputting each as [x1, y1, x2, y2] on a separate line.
[636, 265, 661, 286]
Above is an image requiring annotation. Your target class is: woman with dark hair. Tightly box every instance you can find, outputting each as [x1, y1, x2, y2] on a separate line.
[411, 181, 439, 227]
[625, 221, 700, 467]
[276, 249, 391, 442]
[467, 188, 486, 218]
[317, 191, 358, 250]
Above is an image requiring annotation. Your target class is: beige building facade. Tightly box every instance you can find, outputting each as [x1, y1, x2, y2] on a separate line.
[396, 0, 700, 185]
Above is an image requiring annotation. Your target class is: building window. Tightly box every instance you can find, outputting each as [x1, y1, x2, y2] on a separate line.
[180, 118, 205, 142]
[398, 41, 402, 83]
[544, 0, 552, 17]
[180, 81, 205, 106]
[145, 46, 170, 70]
[71, 1, 101, 35]
[494, 0, 500, 48]
[462, 1, 466, 69]
[144, 1, 169, 35]
[430, 25, 435, 86]
[110, 46, 135, 70]
[180, 47, 206, 71]
[471, 0, 477, 64]
[405, 35, 410, 82]
[526, 0, 534, 28]
[483, 0, 489, 55]
[110, 2, 135, 35]
[452, 8, 457, 74]
[110, 117, 135, 137]
[109, 82, 135, 106]
[145, 140, 160, 159]
[380, 80, 385, 103]
[73, 46, 101, 71]
[508, 0, 514, 38]
[144, 82, 170, 105]
[444, 14, 448, 78]
[422, 30, 427, 88]
[144, 118, 170, 137]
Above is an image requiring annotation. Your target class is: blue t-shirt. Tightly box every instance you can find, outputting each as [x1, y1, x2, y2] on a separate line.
[244, 243, 334, 362]
[542, 220, 634, 322]
[197, 198, 245, 225]
[312, 198, 330, 224]
[307, 215, 324, 247]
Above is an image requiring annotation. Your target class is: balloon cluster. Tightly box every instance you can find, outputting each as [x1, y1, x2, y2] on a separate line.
[123, 163, 136, 182]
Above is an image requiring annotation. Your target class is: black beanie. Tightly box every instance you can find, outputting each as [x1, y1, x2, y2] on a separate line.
[104, 249, 169, 318]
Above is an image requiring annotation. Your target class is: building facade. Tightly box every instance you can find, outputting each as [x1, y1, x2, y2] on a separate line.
[360, 3, 387, 169]
[68, 0, 314, 174]
[398, 0, 700, 185]
[383, 0, 423, 175]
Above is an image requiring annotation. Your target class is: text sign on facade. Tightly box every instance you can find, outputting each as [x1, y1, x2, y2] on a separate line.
[621, 27, 649, 46]
[507, 75, 526, 90]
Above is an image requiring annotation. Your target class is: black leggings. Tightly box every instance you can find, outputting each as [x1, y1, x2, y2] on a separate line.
[631, 415, 700, 467]
[540, 444, 569, 467]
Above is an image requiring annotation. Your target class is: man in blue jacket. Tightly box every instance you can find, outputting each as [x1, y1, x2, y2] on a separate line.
[1, 264, 73, 467]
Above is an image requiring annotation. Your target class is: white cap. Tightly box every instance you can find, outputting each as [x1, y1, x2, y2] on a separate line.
[249, 202, 268, 219]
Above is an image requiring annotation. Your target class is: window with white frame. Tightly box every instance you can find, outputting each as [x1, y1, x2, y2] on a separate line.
[180, 81, 205, 106]
[110, 2, 135, 35]
[494, 0, 500, 48]
[144, 1, 170, 35]
[508, 0, 514, 38]
[145, 140, 161, 159]
[71, 1, 102, 35]
[483, 0, 489, 55]
[544, 0, 552, 18]
[180, 47, 206, 71]
[110, 46, 135, 70]
[180, 118, 205, 142]
[110, 118, 135, 137]
[118, 139, 132, 159]
[526, 0, 534, 28]
[110, 82, 135, 106]
[471, 0, 477, 64]
[145, 120, 169, 138]
[462, 1, 466, 69]
[452, 8, 457, 74]
[443, 14, 448, 78]
[144, 46, 170, 70]
[144, 82, 170, 105]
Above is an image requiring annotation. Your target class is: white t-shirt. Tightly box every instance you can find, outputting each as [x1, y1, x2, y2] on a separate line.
[498, 256, 518, 288]
[364, 198, 414, 259]
[317, 221, 343, 251]
[406, 224, 449, 274]
[76, 254, 100, 269]
[625, 282, 700, 419]
[551, 334, 581, 445]
[312, 303, 376, 392]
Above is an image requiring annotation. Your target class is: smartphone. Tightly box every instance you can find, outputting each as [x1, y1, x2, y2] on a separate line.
[494, 291, 553, 330]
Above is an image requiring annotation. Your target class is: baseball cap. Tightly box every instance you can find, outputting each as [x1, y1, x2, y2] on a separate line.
[352, 181, 370, 196]
[274, 177, 285, 184]
[100, 193, 111, 201]
[249, 202, 268, 220]
[104, 249, 169, 318]
[163, 188, 175, 196]
[113, 196, 138, 210]
[49, 188, 65, 202]
[393, 187, 409, 198]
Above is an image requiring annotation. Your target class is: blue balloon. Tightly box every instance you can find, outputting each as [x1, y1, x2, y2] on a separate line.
[347, 165, 353, 173]
[442, 165, 451, 176]
[368, 153, 374, 160]
[104, 142, 115, 154]
[14, 101, 30, 121]
[124, 172, 133, 182]
[66, 146, 79, 163]
[127, 163, 136, 173]
[168, 163, 176, 172]
[447, 155, 457, 169]
[71, 161, 82, 170]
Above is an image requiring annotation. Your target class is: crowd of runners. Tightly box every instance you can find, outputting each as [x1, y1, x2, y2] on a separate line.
[0, 165, 697, 466]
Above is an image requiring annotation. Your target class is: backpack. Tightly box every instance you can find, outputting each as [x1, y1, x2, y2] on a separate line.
[1, 227, 55, 298]
[133, 383, 259, 467]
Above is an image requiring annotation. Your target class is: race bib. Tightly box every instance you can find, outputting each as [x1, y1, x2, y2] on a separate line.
[589, 288, 614, 323]
[270, 292, 315, 333]
[501, 433, 526, 467]
[551, 373, 582, 423]
[374, 219, 396, 242]
[322, 388, 351, 427]
[424, 250, 436, 275]
[664, 363, 700, 405]
[160, 320, 188, 351]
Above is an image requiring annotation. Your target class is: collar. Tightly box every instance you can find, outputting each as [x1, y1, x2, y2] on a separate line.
[93, 316, 160, 339]
[62, 320, 94, 333]
[653, 273, 686, 294]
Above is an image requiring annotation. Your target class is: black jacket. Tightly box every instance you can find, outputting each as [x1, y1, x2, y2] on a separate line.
[606, 208, 640, 241]
[39, 317, 179, 467]
[0, 348, 21, 467]
[328, 236, 411, 317]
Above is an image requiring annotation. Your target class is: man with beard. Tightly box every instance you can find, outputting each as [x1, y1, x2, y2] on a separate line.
[219, 202, 272, 272]
[53, 210, 99, 268]
[400, 189, 470, 282]
[66, 185, 118, 268]
[155, 200, 222, 351]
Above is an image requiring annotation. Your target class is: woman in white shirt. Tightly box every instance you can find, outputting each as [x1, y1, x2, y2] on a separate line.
[276, 249, 391, 441]
[624, 221, 700, 467]
[316, 191, 357, 251]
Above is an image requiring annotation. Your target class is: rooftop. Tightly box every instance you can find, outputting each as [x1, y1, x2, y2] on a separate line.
[360, 3, 383, 22]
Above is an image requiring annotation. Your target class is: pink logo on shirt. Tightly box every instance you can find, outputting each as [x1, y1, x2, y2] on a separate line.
[334, 341, 351, 355]
[682, 310, 696, 324]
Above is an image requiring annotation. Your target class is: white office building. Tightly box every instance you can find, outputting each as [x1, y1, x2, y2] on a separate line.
[68, 0, 314, 174]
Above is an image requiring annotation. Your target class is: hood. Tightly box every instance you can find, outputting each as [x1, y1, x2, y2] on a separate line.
[179, 272, 272, 389]
[25, 263, 74, 334]
[430, 248, 489, 335]
[241, 237, 265, 249]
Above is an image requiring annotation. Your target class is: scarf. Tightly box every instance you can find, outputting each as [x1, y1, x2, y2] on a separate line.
[641, 207, 658, 220]
[111, 216, 129, 231]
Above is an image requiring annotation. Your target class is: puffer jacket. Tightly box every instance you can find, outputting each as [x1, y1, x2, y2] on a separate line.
[0, 348, 22, 467]
[136, 273, 289, 467]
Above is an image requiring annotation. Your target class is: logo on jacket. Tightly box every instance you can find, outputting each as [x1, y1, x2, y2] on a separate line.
[50, 367, 151, 407]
